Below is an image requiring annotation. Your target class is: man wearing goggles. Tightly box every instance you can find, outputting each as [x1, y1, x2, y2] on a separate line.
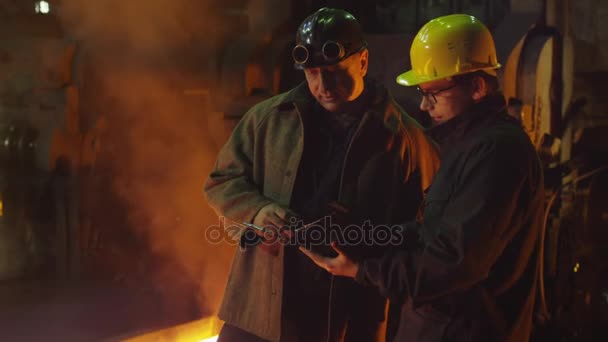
[206, 7, 439, 342]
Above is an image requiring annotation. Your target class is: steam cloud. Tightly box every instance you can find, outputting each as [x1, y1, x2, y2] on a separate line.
[56, 0, 235, 321]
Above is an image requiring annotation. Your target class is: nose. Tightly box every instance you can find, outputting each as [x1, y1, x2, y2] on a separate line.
[319, 70, 335, 91]
[420, 95, 432, 111]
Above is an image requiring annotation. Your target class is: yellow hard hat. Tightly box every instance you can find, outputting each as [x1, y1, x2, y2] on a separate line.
[397, 14, 501, 86]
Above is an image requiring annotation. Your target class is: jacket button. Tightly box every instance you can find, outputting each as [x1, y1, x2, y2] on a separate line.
[285, 170, 292, 177]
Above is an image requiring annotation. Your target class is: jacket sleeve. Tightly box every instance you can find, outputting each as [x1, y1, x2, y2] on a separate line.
[204, 108, 274, 233]
[355, 221, 420, 303]
[356, 139, 529, 303]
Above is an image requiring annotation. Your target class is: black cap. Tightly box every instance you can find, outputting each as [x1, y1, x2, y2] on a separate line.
[293, 7, 367, 69]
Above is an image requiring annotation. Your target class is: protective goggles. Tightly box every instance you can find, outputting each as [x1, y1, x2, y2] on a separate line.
[292, 40, 365, 67]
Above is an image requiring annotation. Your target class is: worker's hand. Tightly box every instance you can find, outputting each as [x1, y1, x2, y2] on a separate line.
[299, 242, 359, 278]
[252, 203, 297, 255]
[253, 202, 297, 236]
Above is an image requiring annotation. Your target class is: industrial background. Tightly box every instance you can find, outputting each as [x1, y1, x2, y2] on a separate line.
[0, 0, 606, 341]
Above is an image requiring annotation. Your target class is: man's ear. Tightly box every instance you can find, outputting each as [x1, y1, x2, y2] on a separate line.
[471, 75, 488, 102]
[359, 49, 369, 77]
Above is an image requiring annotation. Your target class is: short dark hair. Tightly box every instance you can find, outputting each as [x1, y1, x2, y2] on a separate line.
[452, 70, 500, 95]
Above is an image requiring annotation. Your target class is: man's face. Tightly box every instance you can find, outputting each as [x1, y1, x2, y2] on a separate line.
[418, 78, 475, 125]
[303, 50, 368, 113]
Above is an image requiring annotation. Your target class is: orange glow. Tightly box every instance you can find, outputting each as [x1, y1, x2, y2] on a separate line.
[199, 336, 218, 342]
[123, 316, 222, 342]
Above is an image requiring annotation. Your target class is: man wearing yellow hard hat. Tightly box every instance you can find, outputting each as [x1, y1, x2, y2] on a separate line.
[300, 14, 545, 342]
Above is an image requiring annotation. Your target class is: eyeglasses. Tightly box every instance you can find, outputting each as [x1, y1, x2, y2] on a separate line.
[417, 84, 457, 104]
[293, 40, 359, 66]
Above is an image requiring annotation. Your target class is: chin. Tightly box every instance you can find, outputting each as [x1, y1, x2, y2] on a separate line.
[320, 102, 341, 113]
[431, 118, 445, 126]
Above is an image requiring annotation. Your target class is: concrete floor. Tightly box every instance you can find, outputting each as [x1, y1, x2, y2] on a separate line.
[0, 278, 185, 342]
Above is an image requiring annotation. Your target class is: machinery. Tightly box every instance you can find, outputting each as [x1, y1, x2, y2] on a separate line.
[501, 0, 608, 339]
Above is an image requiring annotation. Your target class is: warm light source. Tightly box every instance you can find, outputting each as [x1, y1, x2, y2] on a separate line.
[35, 1, 50, 14]
[199, 336, 218, 342]
[123, 316, 222, 342]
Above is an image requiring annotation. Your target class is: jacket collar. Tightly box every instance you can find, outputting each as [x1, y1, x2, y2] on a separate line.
[275, 79, 404, 134]
[427, 93, 507, 146]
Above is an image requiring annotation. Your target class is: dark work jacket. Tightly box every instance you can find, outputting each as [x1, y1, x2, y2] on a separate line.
[283, 94, 366, 341]
[356, 94, 545, 342]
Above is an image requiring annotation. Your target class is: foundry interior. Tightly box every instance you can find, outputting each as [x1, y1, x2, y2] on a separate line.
[0, 0, 607, 341]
